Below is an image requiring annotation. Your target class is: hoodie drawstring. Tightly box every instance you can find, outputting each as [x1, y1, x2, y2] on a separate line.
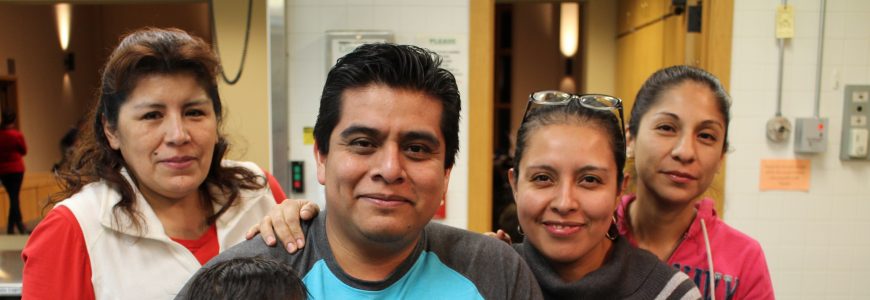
[700, 218, 715, 300]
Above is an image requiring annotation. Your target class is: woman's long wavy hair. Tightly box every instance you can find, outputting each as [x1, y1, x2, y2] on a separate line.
[54, 28, 264, 234]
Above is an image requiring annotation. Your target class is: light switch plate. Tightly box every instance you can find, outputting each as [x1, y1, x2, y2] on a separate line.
[849, 129, 869, 157]
[841, 85, 870, 160]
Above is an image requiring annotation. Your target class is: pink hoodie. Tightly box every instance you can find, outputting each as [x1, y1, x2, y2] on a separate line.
[617, 195, 775, 300]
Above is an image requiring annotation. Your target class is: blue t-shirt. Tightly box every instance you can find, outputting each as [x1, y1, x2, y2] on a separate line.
[303, 250, 482, 299]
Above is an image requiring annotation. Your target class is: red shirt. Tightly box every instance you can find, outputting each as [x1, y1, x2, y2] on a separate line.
[171, 224, 219, 265]
[0, 128, 26, 174]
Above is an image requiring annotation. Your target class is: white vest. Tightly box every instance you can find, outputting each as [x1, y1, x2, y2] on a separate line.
[59, 160, 277, 299]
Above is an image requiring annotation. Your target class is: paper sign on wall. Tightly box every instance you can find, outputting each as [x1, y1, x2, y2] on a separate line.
[414, 35, 468, 90]
[759, 159, 810, 191]
[776, 5, 794, 39]
[303, 127, 314, 145]
[775, 4, 795, 39]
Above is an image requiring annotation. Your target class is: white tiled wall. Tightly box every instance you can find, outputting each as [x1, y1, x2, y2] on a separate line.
[286, 0, 470, 228]
[728, 1, 870, 299]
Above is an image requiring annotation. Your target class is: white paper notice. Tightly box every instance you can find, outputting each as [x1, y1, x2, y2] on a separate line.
[414, 35, 468, 90]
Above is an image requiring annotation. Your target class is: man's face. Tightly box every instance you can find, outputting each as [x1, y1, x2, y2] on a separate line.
[316, 84, 452, 246]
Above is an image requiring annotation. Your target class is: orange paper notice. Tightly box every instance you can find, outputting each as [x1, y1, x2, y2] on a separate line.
[759, 159, 810, 191]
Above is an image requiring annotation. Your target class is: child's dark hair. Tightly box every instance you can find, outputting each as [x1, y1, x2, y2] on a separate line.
[186, 256, 308, 300]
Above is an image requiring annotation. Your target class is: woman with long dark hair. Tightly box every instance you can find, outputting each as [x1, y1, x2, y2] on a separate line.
[22, 28, 286, 299]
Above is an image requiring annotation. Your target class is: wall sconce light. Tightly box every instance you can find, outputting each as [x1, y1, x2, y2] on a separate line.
[55, 3, 73, 72]
[559, 2, 579, 59]
[559, 2, 579, 92]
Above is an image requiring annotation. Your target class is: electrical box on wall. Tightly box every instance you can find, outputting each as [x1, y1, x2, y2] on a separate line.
[794, 117, 828, 153]
[840, 85, 870, 160]
[291, 161, 304, 194]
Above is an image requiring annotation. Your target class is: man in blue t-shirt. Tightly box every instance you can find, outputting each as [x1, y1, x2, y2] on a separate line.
[178, 44, 541, 299]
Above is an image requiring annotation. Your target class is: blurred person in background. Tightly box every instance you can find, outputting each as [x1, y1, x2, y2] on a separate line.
[0, 112, 28, 234]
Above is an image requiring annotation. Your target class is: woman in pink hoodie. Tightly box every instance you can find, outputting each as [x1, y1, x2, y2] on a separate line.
[617, 65, 774, 300]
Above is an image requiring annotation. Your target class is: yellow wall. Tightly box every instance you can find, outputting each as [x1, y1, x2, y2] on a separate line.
[211, 0, 271, 171]
[583, 0, 618, 95]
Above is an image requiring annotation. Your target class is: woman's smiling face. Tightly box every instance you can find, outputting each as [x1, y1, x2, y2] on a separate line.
[510, 123, 620, 265]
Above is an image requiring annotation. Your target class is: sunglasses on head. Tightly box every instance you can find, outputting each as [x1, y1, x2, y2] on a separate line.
[522, 91, 625, 140]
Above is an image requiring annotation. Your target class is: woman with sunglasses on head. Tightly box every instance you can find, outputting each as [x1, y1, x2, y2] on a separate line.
[617, 65, 774, 300]
[504, 91, 699, 299]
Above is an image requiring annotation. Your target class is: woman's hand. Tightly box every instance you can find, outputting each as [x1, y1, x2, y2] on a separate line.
[246, 199, 321, 253]
[483, 229, 512, 245]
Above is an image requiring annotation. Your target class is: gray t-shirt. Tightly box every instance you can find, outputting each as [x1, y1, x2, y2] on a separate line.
[178, 212, 543, 299]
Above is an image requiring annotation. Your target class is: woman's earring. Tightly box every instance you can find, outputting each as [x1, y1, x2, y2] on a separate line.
[605, 215, 618, 241]
[626, 147, 634, 158]
[517, 225, 525, 236]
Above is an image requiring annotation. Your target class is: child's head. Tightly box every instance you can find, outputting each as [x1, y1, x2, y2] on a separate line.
[187, 256, 308, 300]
